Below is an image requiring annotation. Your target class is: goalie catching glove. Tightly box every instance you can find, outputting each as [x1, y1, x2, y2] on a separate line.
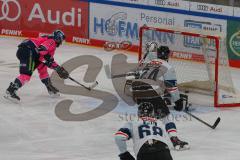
[55, 66, 69, 79]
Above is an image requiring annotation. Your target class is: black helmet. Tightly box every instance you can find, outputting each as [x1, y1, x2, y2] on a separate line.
[53, 30, 65, 47]
[157, 46, 170, 60]
[138, 102, 155, 118]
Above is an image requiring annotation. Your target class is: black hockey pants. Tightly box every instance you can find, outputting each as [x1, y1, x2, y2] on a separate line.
[16, 40, 40, 76]
[137, 141, 173, 160]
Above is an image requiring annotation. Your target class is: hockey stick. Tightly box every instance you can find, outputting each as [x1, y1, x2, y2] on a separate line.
[111, 73, 136, 79]
[43, 62, 98, 90]
[184, 105, 221, 129]
[68, 76, 98, 91]
[104, 64, 136, 79]
[180, 94, 221, 129]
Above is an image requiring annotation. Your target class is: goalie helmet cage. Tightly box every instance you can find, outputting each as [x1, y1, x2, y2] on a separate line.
[139, 26, 240, 107]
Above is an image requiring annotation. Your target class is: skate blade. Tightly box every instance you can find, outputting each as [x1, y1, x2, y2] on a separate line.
[3, 94, 20, 104]
[174, 144, 190, 151]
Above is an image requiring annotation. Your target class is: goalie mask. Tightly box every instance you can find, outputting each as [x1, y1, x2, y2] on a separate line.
[138, 102, 155, 118]
[146, 42, 158, 53]
[157, 46, 170, 61]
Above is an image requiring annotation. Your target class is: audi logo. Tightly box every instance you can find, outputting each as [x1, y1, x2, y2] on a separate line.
[197, 5, 209, 11]
[0, 0, 21, 21]
[155, 0, 166, 5]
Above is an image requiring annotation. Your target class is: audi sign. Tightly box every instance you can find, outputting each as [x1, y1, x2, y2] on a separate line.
[0, 0, 89, 40]
[0, 0, 21, 21]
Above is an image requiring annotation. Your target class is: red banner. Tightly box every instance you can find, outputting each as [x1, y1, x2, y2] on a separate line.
[0, 0, 89, 41]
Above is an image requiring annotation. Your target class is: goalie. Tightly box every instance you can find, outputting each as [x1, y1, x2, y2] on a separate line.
[140, 42, 184, 111]
[124, 42, 189, 150]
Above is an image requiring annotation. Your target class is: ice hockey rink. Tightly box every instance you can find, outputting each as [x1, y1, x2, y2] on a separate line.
[1, 36, 240, 160]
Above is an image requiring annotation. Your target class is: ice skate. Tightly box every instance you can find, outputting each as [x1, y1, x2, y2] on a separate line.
[46, 84, 60, 98]
[4, 82, 20, 103]
[41, 77, 60, 98]
[170, 136, 190, 151]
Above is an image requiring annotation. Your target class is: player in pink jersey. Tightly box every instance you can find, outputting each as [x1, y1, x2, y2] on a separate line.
[4, 30, 69, 102]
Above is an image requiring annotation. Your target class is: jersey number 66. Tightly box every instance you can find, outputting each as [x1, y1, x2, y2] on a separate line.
[138, 124, 163, 139]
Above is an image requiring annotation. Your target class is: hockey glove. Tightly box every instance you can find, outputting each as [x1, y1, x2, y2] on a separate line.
[55, 66, 69, 79]
[174, 93, 189, 111]
[174, 99, 184, 111]
[43, 54, 55, 68]
[119, 151, 135, 160]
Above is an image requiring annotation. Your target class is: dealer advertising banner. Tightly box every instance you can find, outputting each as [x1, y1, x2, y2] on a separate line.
[227, 20, 240, 67]
[0, 0, 89, 40]
[89, 3, 226, 56]
[190, 2, 233, 16]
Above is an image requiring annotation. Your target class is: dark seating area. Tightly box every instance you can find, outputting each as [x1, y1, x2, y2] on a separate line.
[185, 0, 240, 7]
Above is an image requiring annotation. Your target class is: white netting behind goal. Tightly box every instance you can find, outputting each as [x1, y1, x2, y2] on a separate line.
[139, 26, 240, 107]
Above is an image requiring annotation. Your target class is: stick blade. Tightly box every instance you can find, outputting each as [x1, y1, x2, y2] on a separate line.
[212, 117, 221, 129]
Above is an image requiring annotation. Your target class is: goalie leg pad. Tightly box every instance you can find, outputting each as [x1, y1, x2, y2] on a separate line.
[131, 81, 159, 103]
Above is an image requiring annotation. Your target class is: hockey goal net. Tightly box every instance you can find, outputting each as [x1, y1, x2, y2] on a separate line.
[139, 26, 240, 107]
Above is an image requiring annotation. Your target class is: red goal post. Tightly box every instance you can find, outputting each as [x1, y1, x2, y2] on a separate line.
[139, 26, 240, 107]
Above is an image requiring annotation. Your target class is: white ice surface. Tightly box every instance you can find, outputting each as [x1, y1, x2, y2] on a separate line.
[0, 37, 240, 160]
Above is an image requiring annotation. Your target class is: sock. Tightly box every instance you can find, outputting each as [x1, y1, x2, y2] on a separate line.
[41, 77, 50, 86]
[14, 78, 23, 89]
[165, 122, 177, 137]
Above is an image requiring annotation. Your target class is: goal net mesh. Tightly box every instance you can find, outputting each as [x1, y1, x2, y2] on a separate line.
[139, 26, 240, 107]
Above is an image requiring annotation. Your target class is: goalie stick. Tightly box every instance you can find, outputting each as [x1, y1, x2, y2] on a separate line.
[104, 64, 136, 79]
[68, 77, 98, 91]
[184, 105, 221, 129]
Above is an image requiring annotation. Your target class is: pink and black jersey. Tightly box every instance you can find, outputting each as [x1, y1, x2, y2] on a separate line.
[29, 37, 59, 69]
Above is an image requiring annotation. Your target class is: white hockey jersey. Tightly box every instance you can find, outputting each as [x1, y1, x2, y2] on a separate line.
[115, 119, 169, 156]
[138, 55, 180, 103]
